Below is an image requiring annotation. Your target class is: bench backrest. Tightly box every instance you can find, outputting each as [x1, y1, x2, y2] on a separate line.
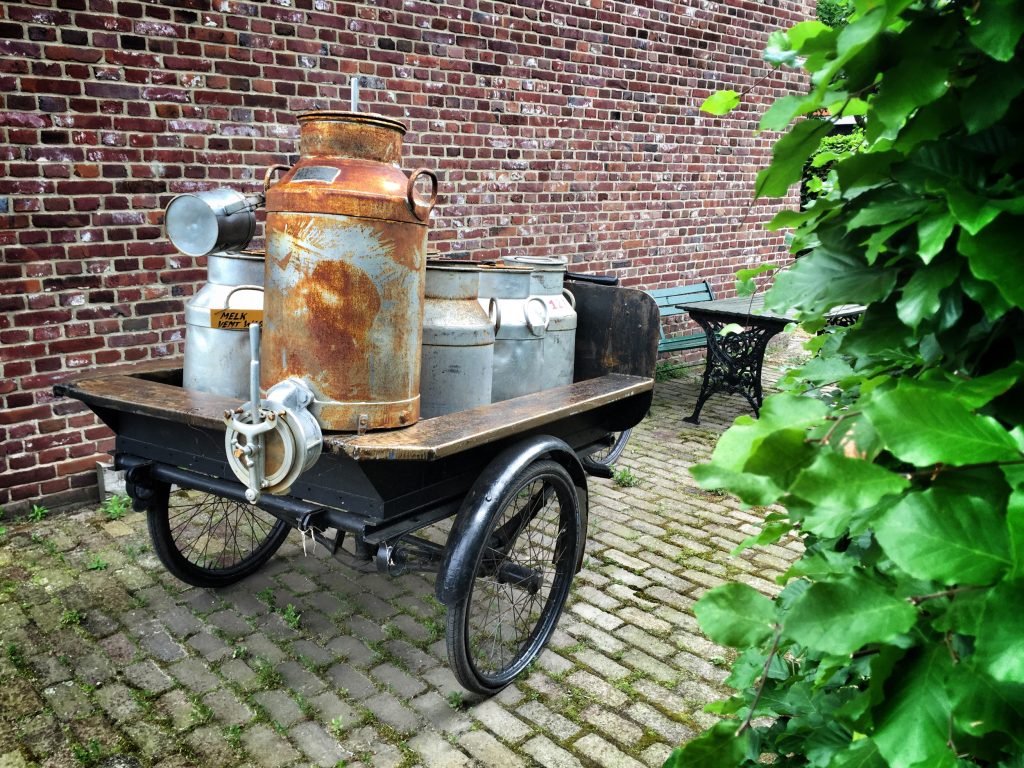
[646, 281, 715, 318]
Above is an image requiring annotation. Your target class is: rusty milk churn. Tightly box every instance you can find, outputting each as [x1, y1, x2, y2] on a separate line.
[182, 252, 265, 399]
[419, 261, 496, 419]
[506, 255, 577, 390]
[478, 263, 547, 402]
[262, 111, 438, 431]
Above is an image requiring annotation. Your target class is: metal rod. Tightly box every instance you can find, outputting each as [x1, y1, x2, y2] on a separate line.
[350, 76, 359, 112]
[130, 458, 371, 535]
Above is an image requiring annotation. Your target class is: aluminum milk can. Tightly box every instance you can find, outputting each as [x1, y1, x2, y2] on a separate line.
[183, 251, 264, 399]
[420, 262, 495, 419]
[506, 255, 577, 389]
[263, 111, 437, 431]
[478, 264, 547, 402]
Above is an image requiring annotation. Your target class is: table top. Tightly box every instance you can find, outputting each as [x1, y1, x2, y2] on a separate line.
[676, 294, 863, 324]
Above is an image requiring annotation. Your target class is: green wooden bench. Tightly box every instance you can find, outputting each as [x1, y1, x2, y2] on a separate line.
[647, 281, 715, 354]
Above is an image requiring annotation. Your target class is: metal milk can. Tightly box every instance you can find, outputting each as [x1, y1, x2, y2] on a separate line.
[183, 251, 265, 399]
[506, 255, 577, 389]
[262, 111, 437, 431]
[420, 261, 495, 419]
[478, 264, 547, 402]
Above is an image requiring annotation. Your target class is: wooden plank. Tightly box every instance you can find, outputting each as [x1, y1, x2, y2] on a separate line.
[327, 373, 653, 461]
[56, 373, 237, 432]
[61, 358, 184, 384]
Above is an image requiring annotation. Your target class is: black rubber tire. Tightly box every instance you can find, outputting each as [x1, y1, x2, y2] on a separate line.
[147, 481, 291, 588]
[589, 428, 632, 466]
[446, 459, 582, 695]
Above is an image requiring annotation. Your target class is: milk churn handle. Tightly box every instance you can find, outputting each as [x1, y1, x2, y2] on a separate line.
[525, 296, 550, 337]
[407, 168, 439, 221]
[562, 288, 576, 309]
[224, 284, 265, 308]
[487, 297, 501, 334]
[264, 164, 291, 191]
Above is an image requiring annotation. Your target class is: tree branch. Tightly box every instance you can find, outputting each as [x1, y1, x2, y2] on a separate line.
[908, 586, 984, 606]
[737, 626, 782, 736]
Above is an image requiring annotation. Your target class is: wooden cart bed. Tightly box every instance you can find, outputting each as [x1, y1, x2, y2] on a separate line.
[56, 360, 652, 462]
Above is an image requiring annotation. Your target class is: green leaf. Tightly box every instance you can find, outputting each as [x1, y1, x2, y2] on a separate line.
[895, 257, 959, 330]
[784, 575, 917, 655]
[691, 463, 785, 507]
[766, 207, 819, 231]
[873, 646, 957, 768]
[790, 453, 909, 537]
[662, 721, 747, 768]
[767, 246, 897, 317]
[974, 580, 1024, 684]
[968, 0, 1024, 61]
[948, 661, 1024, 738]
[872, 56, 951, 138]
[755, 119, 832, 198]
[694, 583, 776, 649]
[961, 214, 1024, 307]
[764, 30, 798, 67]
[701, 90, 741, 116]
[1009, 489, 1024, 579]
[917, 363, 1024, 410]
[788, 20, 833, 51]
[875, 489, 1011, 586]
[916, 211, 955, 263]
[961, 60, 1024, 134]
[825, 738, 887, 768]
[864, 384, 1022, 466]
[947, 185, 1002, 236]
[846, 193, 928, 231]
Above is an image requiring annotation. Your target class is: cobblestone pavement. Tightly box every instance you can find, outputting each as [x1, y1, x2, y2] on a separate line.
[0, 340, 806, 768]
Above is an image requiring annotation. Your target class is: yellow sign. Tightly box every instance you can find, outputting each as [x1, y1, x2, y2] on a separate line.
[210, 309, 263, 330]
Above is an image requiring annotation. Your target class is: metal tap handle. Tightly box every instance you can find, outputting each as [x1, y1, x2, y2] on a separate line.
[246, 322, 264, 502]
[249, 322, 261, 422]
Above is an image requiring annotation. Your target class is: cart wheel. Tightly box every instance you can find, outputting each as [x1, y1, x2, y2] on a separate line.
[589, 428, 632, 466]
[446, 459, 582, 694]
[147, 482, 291, 588]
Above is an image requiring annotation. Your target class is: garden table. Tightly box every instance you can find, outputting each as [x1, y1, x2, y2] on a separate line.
[675, 295, 861, 424]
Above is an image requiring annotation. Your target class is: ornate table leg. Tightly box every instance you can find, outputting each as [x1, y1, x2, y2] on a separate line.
[683, 316, 784, 424]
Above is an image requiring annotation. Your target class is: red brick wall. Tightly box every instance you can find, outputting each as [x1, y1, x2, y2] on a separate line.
[1, 0, 811, 512]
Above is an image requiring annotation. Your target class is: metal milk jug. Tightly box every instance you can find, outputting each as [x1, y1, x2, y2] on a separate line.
[183, 251, 264, 399]
[478, 264, 547, 402]
[506, 256, 577, 389]
[262, 111, 437, 431]
[420, 262, 495, 419]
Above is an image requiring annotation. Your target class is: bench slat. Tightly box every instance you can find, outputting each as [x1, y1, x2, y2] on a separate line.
[645, 281, 714, 354]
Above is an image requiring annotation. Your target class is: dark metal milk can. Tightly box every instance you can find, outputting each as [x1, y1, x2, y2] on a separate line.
[263, 111, 437, 431]
[420, 261, 495, 419]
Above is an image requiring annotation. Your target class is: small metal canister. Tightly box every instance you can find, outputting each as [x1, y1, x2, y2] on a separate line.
[420, 261, 495, 419]
[506, 255, 577, 390]
[183, 251, 264, 399]
[478, 264, 547, 402]
[263, 111, 437, 431]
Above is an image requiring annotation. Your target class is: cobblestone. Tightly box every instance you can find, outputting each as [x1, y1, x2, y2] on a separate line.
[0, 344, 806, 766]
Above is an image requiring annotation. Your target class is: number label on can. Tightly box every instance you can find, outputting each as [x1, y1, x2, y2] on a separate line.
[210, 309, 263, 330]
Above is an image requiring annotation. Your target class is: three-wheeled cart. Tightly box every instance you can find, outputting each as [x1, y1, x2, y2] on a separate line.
[55, 279, 659, 694]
